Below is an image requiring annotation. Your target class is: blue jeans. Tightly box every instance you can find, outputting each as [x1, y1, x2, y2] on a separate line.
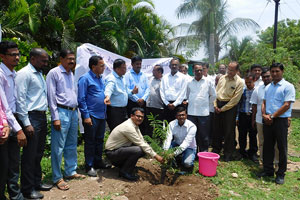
[51, 107, 78, 183]
[171, 142, 196, 168]
[82, 116, 106, 168]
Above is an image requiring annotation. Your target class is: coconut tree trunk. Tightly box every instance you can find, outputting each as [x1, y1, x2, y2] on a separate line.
[209, 10, 215, 67]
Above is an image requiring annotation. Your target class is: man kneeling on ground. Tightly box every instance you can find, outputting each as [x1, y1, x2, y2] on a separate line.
[163, 106, 197, 171]
[105, 107, 164, 181]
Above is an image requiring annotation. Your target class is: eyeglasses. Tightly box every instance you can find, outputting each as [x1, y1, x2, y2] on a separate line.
[134, 114, 144, 119]
[262, 75, 270, 78]
[5, 53, 21, 57]
[170, 64, 178, 67]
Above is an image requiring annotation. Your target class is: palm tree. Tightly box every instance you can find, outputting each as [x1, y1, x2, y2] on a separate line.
[176, 0, 259, 66]
[223, 36, 252, 61]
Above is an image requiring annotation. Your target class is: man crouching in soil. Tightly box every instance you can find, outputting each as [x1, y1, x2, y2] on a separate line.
[105, 107, 164, 181]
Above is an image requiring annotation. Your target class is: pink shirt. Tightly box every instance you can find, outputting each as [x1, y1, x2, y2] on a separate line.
[0, 96, 8, 129]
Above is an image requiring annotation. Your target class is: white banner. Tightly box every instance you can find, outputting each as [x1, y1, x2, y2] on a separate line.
[75, 43, 172, 83]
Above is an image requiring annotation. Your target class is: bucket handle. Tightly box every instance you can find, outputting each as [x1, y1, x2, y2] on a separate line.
[212, 159, 218, 165]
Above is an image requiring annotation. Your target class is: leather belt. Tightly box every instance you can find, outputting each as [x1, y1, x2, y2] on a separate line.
[28, 110, 46, 114]
[57, 104, 77, 111]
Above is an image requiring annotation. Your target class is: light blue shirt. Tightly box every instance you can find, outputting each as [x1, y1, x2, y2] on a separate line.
[0, 63, 22, 132]
[46, 65, 77, 121]
[264, 79, 295, 118]
[15, 63, 48, 126]
[124, 69, 149, 102]
[104, 71, 132, 107]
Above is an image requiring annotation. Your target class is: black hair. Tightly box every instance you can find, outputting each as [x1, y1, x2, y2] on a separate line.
[113, 58, 126, 70]
[131, 107, 145, 115]
[29, 48, 48, 59]
[250, 64, 262, 71]
[176, 106, 186, 115]
[203, 62, 209, 68]
[131, 55, 142, 64]
[59, 49, 74, 58]
[270, 63, 284, 71]
[154, 64, 164, 74]
[0, 41, 18, 55]
[192, 62, 203, 69]
[261, 67, 270, 75]
[89, 55, 103, 70]
[244, 73, 255, 80]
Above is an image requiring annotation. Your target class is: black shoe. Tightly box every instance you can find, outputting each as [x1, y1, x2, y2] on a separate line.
[275, 175, 285, 184]
[249, 154, 259, 163]
[119, 171, 139, 181]
[23, 190, 44, 199]
[240, 151, 248, 159]
[94, 160, 112, 169]
[257, 171, 274, 178]
[86, 167, 97, 177]
[35, 183, 53, 191]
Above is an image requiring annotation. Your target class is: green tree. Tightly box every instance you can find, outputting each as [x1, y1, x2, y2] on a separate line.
[223, 36, 252, 61]
[176, 0, 259, 66]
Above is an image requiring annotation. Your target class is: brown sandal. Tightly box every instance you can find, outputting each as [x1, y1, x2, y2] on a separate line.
[55, 179, 70, 191]
[65, 173, 86, 180]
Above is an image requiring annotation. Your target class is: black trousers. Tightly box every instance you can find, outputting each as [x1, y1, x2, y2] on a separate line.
[126, 100, 146, 134]
[208, 112, 214, 145]
[20, 111, 47, 194]
[145, 107, 164, 137]
[238, 112, 258, 156]
[105, 146, 145, 174]
[106, 106, 127, 132]
[7, 134, 23, 200]
[0, 141, 8, 200]
[212, 102, 237, 157]
[263, 118, 288, 176]
[188, 115, 210, 152]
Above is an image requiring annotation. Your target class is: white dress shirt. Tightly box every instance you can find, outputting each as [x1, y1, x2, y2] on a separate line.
[250, 84, 266, 124]
[146, 77, 164, 109]
[163, 119, 197, 156]
[0, 63, 22, 132]
[160, 72, 187, 107]
[187, 77, 216, 116]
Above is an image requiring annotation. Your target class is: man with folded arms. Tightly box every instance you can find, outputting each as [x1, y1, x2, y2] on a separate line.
[78, 56, 111, 177]
[15, 48, 52, 199]
[0, 41, 27, 200]
[105, 107, 163, 181]
[46, 50, 85, 191]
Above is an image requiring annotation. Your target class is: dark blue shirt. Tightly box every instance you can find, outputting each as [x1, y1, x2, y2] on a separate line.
[78, 70, 106, 119]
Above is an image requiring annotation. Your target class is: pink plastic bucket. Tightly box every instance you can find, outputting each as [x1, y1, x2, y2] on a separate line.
[197, 152, 220, 177]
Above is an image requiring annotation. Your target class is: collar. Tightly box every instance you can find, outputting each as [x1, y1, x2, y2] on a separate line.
[113, 71, 123, 79]
[225, 74, 237, 81]
[0, 62, 16, 78]
[129, 118, 138, 128]
[169, 71, 179, 77]
[130, 68, 141, 75]
[272, 78, 284, 86]
[193, 77, 204, 82]
[175, 119, 188, 128]
[28, 63, 39, 73]
[89, 70, 101, 79]
[59, 65, 69, 74]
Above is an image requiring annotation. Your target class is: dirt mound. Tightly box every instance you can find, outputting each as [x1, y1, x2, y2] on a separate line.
[41, 158, 218, 200]
[126, 159, 218, 200]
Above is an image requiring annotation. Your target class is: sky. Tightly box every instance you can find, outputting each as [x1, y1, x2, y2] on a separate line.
[151, 0, 300, 59]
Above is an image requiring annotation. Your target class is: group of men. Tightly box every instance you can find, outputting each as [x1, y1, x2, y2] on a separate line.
[0, 40, 295, 200]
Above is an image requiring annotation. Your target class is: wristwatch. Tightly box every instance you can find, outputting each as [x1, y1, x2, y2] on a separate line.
[270, 114, 274, 119]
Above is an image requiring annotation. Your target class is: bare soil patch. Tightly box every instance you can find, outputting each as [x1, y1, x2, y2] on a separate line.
[42, 158, 218, 200]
